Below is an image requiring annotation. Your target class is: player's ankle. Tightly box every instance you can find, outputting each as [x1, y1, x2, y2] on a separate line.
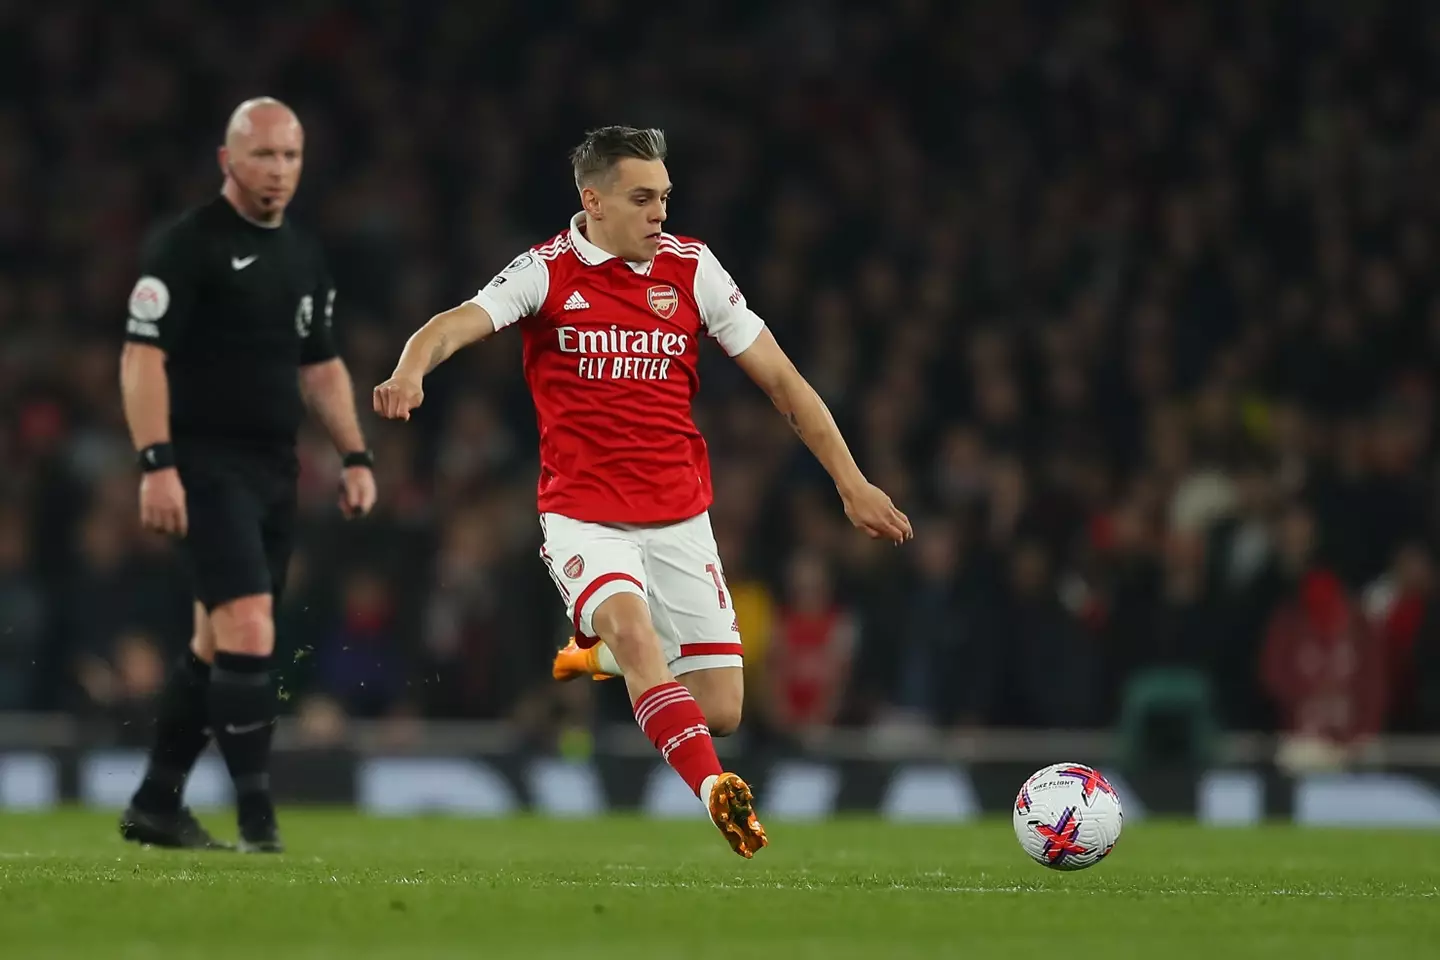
[236, 789, 275, 827]
[593, 642, 623, 675]
[132, 771, 186, 813]
[632, 682, 722, 796]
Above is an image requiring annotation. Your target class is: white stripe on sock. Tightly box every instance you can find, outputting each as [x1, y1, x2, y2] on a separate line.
[660, 724, 712, 760]
[635, 684, 688, 714]
[635, 687, 692, 729]
[636, 685, 688, 714]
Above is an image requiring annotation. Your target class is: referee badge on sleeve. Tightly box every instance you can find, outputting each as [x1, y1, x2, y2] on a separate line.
[126, 275, 169, 338]
[294, 294, 314, 337]
[129, 275, 170, 320]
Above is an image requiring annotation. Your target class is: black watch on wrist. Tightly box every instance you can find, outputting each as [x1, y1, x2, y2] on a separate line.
[342, 449, 375, 470]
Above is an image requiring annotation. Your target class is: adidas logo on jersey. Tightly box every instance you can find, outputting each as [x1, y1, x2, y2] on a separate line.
[563, 291, 590, 311]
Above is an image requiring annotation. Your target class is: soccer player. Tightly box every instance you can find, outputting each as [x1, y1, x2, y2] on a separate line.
[118, 98, 377, 851]
[373, 126, 910, 857]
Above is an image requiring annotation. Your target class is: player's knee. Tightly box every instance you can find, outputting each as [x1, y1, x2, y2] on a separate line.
[190, 602, 216, 664]
[189, 632, 216, 663]
[705, 698, 743, 737]
[681, 667, 745, 735]
[209, 595, 275, 657]
[590, 593, 660, 660]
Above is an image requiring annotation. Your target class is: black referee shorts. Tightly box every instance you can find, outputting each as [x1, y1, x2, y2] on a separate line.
[176, 442, 299, 611]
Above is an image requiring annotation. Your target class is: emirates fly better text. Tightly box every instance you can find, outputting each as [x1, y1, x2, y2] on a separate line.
[557, 325, 687, 380]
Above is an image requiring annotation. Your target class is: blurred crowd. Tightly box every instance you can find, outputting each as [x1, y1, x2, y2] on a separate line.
[6, 0, 1440, 754]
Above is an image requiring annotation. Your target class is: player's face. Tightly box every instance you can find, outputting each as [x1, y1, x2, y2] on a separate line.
[596, 158, 670, 262]
[221, 110, 304, 223]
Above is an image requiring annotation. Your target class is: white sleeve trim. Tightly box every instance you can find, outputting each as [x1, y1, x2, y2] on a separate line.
[694, 245, 765, 357]
[468, 251, 549, 331]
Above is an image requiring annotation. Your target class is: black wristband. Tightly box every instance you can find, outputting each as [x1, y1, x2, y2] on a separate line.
[138, 442, 176, 472]
[342, 450, 375, 469]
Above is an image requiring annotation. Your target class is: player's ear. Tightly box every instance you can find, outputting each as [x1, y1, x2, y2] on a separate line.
[217, 145, 230, 178]
[580, 184, 603, 219]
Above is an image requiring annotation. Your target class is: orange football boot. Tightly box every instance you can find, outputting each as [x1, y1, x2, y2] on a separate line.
[551, 637, 618, 682]
[707, 772, 769, 859]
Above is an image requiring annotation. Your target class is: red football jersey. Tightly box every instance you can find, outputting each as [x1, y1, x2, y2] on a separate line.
[470, 213, 765, 524]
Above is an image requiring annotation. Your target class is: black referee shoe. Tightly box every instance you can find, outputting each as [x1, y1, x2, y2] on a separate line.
[120, 805, 232, 850]
[238, 820, 284, 854]
[237, 792, 284, 853]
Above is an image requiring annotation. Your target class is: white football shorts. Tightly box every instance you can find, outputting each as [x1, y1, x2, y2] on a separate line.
[539, 511, 744, 676]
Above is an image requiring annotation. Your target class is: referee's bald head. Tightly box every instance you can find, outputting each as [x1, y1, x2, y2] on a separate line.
[219, 97, 305, 225]
[225, 97, 299, 148]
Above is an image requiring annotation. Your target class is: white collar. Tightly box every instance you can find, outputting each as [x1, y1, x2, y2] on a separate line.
[569, 212, 653, 273]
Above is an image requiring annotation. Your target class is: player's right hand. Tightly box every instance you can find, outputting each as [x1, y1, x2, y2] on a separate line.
[840, 481, 913, 545]
[139, 468, 188, 537]
[373, 376, 424, 420]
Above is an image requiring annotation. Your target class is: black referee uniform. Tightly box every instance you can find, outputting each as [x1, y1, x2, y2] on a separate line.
[124, 194, 338, 606]
[121, 194, 354, 852]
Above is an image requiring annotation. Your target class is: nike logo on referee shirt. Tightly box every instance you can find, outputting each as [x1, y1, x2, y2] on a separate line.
[231, 255, 258, 271]
[223, 720, 270, 735]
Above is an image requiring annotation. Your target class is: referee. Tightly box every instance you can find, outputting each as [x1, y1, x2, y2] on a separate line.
[117, 98, 376, 852]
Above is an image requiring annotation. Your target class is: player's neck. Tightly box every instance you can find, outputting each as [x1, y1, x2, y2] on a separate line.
[221, 182, 284, 230]
[580, 216, 642, 264]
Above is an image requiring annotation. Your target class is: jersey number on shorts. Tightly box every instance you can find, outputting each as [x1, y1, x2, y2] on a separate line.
[705, 563, 728, 609]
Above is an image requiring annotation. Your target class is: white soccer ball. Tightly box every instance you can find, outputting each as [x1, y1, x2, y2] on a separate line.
[1012, 762, 1123, 870]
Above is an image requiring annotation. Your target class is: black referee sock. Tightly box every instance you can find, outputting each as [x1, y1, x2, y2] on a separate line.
[132, 651, 213, 813]
[209, 652, 276, 826]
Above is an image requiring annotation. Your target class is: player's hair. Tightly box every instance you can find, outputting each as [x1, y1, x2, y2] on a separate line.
[570, 126, 667, 190]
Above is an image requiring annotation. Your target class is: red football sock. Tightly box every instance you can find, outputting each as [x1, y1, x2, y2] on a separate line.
[634, 681, 722, 797]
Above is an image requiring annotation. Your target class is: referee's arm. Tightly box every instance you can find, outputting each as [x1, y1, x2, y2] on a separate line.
[298, 280, 376, 518]
[121, 232, 194, 536]
[121, 342, 174, 461]
[121, 341, 188, 535]
[298, 359, 366, 459]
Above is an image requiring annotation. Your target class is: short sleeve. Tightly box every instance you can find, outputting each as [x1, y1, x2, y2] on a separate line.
[468, 250, 550, 331]
[124, 223, 197, 351]
[693, 245, 764, 357]
[300, 247, 339, 366]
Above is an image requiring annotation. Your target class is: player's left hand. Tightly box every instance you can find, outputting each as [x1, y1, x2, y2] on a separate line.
[339, 465, 377, 519]
[840, 481, 912, 545]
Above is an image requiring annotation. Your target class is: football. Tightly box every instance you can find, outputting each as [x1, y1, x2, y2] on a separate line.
[1013, 762, 1124, 870]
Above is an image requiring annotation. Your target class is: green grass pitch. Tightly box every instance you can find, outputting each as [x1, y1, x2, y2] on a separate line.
[1, 810, 1438, 958]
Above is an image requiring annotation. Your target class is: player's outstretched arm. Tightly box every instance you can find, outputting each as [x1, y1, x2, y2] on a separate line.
[373, 302, 496, 420]
[376, 249, 544, 420]
[733, 329, 912, 544]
